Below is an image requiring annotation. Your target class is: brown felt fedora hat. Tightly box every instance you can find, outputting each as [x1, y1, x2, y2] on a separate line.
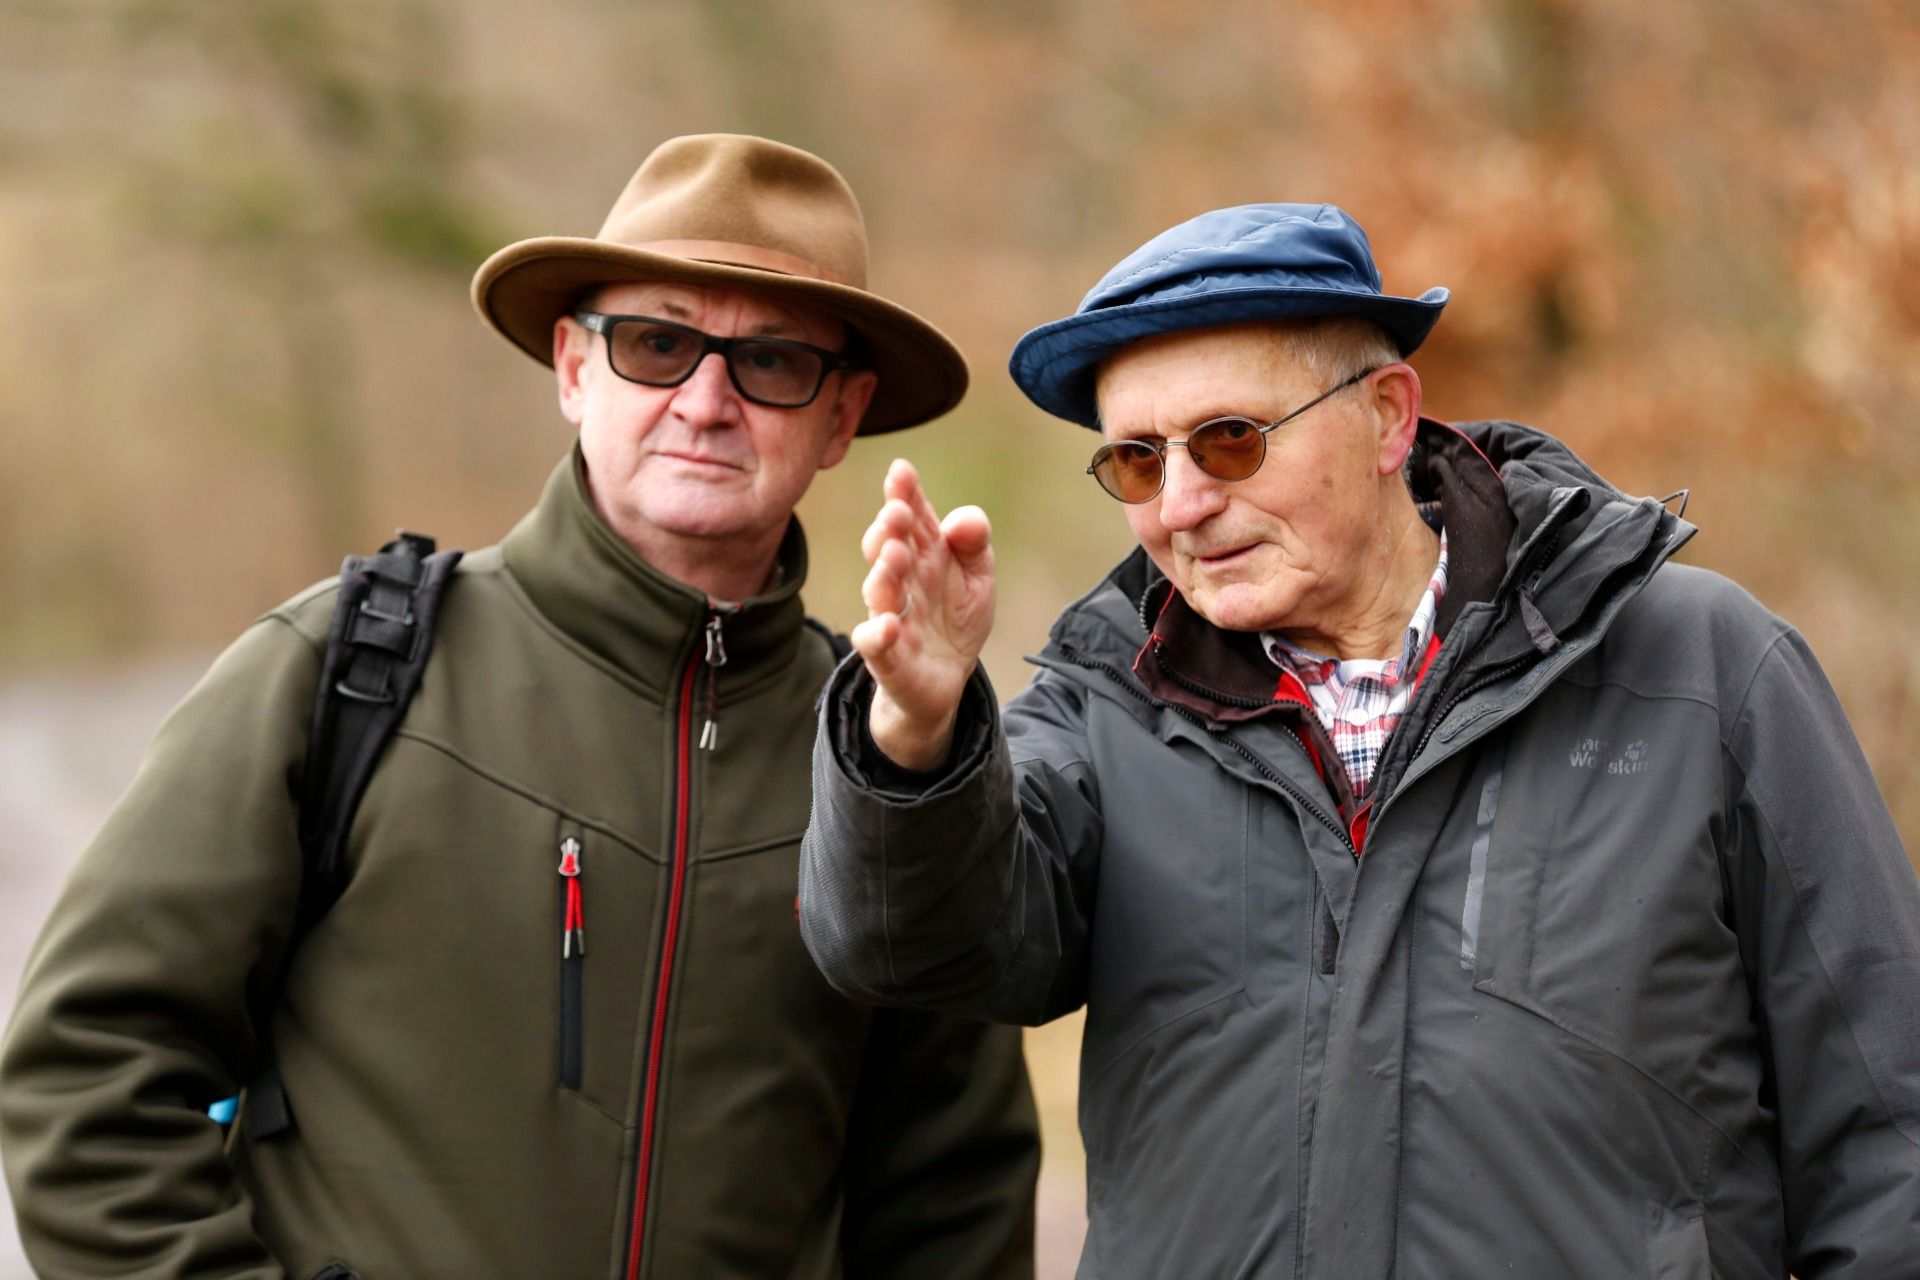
[472, 133, 965, 435]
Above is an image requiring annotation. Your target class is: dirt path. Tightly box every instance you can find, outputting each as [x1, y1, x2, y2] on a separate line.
[0, 659, 1087, 1277]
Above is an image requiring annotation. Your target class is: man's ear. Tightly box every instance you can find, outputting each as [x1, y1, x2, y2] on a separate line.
[1370, 363, 1423, 476]
[817, 369, 878, 471]
[554, 315, 591, 426]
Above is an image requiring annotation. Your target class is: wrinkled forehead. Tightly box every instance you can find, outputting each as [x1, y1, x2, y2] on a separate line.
[1094, 322, 1306, 439]
[580, 280, 848, 346]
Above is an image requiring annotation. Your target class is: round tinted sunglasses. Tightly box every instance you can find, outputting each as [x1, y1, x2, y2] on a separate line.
[573, 311, 862, 409]
[1086, 366, 1380, 503]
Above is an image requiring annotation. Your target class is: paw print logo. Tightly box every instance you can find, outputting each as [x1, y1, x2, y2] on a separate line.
[1607, 739, 1651, 776]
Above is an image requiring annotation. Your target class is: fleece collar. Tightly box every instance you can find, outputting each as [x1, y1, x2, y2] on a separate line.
[500, 444, 810, 695]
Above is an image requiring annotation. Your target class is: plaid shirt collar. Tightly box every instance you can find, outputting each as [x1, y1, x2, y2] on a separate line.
[1265, 530, 1449, 683]
[1261, 528, 1450, 799]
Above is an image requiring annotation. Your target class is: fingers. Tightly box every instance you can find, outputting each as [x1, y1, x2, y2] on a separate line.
[860, 509, 888, 564]
[851, 609, 915, 700]
[884, 458, 942, 533]
[849, 611, 899, 668]
[860, 465, 993, 635]
[860, 537, 913, 618]
[860, 498, 920, 564]
[861, 459, 941, 565]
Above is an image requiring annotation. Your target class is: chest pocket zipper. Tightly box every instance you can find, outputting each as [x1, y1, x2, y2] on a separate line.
[558, 828, 586, 1091]
[1458, 742, 1507, 972]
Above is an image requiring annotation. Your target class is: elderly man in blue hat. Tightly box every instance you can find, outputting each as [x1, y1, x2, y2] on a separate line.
[800, 205, 1920, 1277]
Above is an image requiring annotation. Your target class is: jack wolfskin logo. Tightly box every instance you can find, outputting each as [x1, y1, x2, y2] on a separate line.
[1608, 739, 1651, 776]
[1569, 737, 1606, 768]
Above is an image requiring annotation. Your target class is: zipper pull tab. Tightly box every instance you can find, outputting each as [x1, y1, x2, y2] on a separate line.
[558, 836, 585, 957]
[700, 612, 727, 751]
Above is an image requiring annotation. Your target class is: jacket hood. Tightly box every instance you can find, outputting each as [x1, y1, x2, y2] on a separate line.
[1448, 418, 1696, 670]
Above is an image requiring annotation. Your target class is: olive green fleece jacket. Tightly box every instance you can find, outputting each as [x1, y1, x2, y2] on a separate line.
[0, 449, 1039, 1280]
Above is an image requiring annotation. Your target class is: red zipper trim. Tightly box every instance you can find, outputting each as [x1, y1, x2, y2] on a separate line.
[1271, 670, 1329, 787]
[626, 654, 700, 1279]
[1345, 633, 1444, 858]
[1348, 804, 1372, 855]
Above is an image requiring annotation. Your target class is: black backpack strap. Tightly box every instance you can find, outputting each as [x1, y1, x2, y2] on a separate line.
[246, 531, 461, 1141]
[297, 531, 462, 926]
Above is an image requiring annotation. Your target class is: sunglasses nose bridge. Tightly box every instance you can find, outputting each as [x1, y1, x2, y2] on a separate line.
[1167, 434, 1209, 475]
[622, 328, 728, 389]
[1162, 441, 1214, 489]
[688, 345, 736, 385]
[1155, 443, 1234, 526]
[665, 346, 751, 419]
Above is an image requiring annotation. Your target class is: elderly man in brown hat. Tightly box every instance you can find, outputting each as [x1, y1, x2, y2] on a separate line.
[0, 135, 1038, 1280]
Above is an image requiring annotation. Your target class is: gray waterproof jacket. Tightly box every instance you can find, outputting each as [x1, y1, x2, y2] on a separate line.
[800, 418, 1920, 1278]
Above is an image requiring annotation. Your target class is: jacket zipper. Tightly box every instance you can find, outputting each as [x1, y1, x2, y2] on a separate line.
[558, 833, 585, 1091]
[1216, 726, 1357, 859]
[1390, 512, 1572, 797]
[698, 612, 727, 751]
[1132, 578, 1361, 841]
[1403, 553, 1557, 771]
[625, 612, 722, 1279]
[1163, 654, 1365, 846]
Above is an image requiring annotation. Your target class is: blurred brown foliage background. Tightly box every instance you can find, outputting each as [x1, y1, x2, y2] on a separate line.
[2, 0, 1916, 1272]
[4, 0, 1916, 787]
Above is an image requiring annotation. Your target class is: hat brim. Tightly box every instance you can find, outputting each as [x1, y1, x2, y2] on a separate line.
[472, 237, 968, 435]
[1009, 285, 1450, 429]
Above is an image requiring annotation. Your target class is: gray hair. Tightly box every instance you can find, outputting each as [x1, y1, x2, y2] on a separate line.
[1267, 316, 1417, 490]
[1264, 315, 1401, 385]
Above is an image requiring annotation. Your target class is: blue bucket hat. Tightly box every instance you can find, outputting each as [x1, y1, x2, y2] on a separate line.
[1008, 203, 1449, 429]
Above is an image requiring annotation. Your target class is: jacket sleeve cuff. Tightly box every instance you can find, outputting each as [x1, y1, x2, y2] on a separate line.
[827, 657, 998, 801]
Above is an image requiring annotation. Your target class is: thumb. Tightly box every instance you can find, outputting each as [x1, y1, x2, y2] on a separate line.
[941, 505, 994, 569]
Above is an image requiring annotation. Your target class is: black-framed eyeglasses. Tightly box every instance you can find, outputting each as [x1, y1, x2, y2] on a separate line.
[1086, 366, 1381, 504]
[573, 311, 862, 409]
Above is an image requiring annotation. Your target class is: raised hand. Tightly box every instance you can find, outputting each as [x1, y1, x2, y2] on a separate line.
[853, 459, 997, 771]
